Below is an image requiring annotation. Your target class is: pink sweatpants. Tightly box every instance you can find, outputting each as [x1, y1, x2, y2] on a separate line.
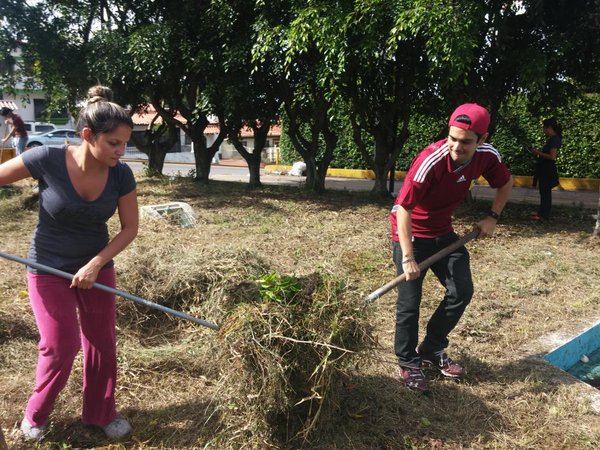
[25, 267, 118, 427]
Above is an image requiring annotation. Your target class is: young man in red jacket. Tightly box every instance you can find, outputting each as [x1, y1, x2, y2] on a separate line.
[390, 103, 513, 393]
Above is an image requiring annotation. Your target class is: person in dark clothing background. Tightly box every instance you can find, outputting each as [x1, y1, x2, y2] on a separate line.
[530, 117, 562, 221]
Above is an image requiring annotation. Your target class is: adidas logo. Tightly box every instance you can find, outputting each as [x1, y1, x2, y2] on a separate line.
[457, 175, 467, 183]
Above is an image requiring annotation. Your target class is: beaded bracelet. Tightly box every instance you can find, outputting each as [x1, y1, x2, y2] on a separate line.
[402, 256, 416, 264]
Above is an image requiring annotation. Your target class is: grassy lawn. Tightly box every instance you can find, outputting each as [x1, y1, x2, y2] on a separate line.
[1, 174, 599, 449]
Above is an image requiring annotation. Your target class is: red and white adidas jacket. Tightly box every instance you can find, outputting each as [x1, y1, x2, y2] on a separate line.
[390, 139, 511, 239]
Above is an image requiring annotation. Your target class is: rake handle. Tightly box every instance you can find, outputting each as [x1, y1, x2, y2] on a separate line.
[365, 228, 480, 303]
[0, 251, 219, 330]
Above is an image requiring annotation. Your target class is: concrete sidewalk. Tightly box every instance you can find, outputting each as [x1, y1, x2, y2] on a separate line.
[470, 183, 598, 209]
[216, 159, 598, 209]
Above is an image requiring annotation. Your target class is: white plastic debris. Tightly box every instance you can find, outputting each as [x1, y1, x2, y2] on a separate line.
[289, 161, 306, 177]
[140, 202, 196, 228]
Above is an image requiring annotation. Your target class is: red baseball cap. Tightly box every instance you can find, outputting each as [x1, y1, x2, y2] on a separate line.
[448, 103, 490, 136]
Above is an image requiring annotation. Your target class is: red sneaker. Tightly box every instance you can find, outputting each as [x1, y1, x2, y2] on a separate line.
[418, 346, 465, 378]
[398, 367, 430, 394]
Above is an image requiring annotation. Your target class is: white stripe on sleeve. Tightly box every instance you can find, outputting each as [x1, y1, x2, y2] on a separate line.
[414, 144, 449, 183]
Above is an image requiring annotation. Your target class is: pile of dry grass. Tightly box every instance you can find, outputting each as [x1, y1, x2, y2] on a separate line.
[116, 221, 374, 448]
[116, 221, 271, 328]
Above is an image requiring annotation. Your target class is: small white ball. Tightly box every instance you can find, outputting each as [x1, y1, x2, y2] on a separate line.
[580, 355, 590, 364]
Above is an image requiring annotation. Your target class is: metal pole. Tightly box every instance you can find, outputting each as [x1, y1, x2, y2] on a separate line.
[0, 251, 219, 331]
[365, 228, 480, 303]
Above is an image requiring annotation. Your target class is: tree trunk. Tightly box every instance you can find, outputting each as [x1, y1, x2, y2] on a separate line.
[189, 116, 227, 184]
[371, 135, 395, 198]
[304, 157, 327, 193]
[127, 120, 175, 177]
[247, 159, 263, 188]
[283, 100, 336, 194]
[229, 122, 267, 188]
[594, 184, 600, 237]
[152, 103, 225, 184]
[193, 138, 213, 184]
[147, 144, 167, 176]
[371, 161, 392, 198]
[350, 110, 410, 199]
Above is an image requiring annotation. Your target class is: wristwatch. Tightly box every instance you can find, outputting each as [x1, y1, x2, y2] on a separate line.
[487, 209, 500, 220]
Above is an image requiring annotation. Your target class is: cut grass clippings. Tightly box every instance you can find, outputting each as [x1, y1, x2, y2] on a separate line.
[1, 175, 599, 449]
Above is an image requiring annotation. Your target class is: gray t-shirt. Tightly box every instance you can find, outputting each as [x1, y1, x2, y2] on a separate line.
[22, 145, 136, 273]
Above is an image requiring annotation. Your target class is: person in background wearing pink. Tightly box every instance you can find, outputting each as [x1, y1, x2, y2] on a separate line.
[0, 107, 28, 155]
[0, 85, 138, 442]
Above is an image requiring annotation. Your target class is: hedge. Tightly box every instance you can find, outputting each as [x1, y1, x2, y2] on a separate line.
[280, 94, 600, 178]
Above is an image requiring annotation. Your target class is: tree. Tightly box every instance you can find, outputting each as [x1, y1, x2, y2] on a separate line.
[123, 5, 228, 184]
[215, 0, 282, 188]
[339, 0, 481, 196]
[253, 0, 350, 193]
[0, 0, 93, 115]
[128, 113, 178, 177]
[4, 0, 598, 195]
[338, 0, 600, 197]
[228, 120, 275, 188]
[1, 1, 233, 183]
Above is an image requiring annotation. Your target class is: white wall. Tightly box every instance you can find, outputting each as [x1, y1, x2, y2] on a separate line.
[1, 93, 45, 122]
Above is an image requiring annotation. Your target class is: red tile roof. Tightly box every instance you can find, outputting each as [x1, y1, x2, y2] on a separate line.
[131, 105, 281, 138]
[205, 123, 220, 134]
[239, 124, 281, 138]
[131, 105, 187, 126]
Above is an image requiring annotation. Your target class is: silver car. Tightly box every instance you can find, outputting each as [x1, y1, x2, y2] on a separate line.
[26, 129, 82, 148]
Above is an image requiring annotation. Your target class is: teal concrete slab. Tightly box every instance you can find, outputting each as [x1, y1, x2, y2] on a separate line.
[544, 320, 600, 371]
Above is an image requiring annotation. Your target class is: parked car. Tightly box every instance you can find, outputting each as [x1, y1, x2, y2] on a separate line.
[24, 122, 58, 133]
[26, 129, 81, 148]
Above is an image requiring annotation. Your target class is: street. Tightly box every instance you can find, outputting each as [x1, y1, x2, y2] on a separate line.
[123, 159, 599, 209]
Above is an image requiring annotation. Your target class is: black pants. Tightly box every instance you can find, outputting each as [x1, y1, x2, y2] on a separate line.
[538, 183, 553, 219]
[393, 233, 473, 368]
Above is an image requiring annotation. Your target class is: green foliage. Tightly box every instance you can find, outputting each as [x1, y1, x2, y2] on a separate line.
[388, 0, 481, 82]
[257, 272, 303, 304]
[281, 94, 600, 178]
[2, 0, 599, 184]
[330, 119, 368, 169]
[398, 114, 445, 170]
[495, 94, 600, 178]
[556, 95, 600, 178]
[278, 123, 300, 165]
[494, 96, 541, 177]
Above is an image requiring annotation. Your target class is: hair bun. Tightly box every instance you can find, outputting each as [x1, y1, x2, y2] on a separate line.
[87, 85, 114, 104]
